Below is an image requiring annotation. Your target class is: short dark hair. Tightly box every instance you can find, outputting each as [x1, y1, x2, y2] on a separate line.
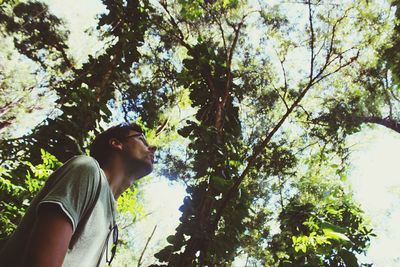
[90, 122, 143, 167]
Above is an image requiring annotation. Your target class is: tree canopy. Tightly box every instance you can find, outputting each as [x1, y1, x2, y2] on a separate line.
[0, 0, 399, 266]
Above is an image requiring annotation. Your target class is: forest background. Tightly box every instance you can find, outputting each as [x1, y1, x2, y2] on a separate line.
[1, 0, 400, 266]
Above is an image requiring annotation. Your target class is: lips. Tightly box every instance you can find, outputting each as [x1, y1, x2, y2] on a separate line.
[149, 154, 155, 163]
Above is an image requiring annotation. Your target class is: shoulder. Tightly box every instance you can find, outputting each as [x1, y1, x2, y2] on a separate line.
[62, 155, 101, 177]
[66, 155, 98, 168]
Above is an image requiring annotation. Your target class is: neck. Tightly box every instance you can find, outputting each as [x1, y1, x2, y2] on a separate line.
[101, 157, 138, 199]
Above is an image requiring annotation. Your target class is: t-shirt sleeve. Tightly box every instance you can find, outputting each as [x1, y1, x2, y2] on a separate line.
[38, 156, 101, 233]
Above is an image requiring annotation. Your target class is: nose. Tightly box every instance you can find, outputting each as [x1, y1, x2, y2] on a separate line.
[149, 145, 157, 163]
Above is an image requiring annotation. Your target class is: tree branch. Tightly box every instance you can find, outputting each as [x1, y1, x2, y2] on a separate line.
[211, 78, 315, 233]
[359, 116, 400, 134]
[159, 2, 192, 51]
[313, 7, 351, 80]
[137, 225, 157, 267]
[313, 50, 359, 85]
[308, 0, 315, 80]
[215, 19, 245, 130]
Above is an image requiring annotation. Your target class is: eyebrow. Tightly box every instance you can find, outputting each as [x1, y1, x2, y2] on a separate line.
[125, 133, 149, 145]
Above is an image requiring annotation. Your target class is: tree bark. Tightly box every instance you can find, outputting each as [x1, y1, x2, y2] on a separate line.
[359, 116, 400, 134]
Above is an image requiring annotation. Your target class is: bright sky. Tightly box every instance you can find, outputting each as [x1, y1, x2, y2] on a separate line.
[23, 0, 400, 266]
[42, 0, 106, 65]
[348, 126, 400, 266]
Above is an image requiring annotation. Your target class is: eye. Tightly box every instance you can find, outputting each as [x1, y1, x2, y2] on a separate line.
[139, 136, 149, 146]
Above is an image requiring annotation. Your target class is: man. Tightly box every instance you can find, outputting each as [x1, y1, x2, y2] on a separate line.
[0, 122, 156, 267]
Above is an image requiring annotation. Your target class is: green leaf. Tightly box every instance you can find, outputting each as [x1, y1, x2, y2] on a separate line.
[280, 261, 297, 267]
[154, 245, 174, 262]
[321, 222, 347, 234]
[322, 228, 351, 242]
[338, 249, 359, 267]
[209, 175, 232, 193]
[166, 235, 176, 244]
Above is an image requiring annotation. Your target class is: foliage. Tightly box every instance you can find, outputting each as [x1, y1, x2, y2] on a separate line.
[117, 186, 144, 221]
[0, 0, 398, 265]
[0, 0, 153, 245]
[269, 194, 374, 267]
[24, 149, 62, 193]
[0, 149, 61, 244]
[148, 0, 386, 265]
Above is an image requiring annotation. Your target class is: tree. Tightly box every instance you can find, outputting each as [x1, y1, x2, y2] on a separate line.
[308, 0, 400, 138]
[148, 0, 386, 265]
[0, 0, 394, 265]
[269, 194, 373, 267]
[0, 0, 153, 243]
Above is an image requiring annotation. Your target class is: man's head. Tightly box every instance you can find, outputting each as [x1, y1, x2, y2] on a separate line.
[90, 122, 156, 179]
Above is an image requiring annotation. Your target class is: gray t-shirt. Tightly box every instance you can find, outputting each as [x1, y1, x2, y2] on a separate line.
[0, 155, 117, 267]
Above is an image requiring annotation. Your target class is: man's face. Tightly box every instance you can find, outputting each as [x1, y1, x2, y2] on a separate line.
[120, 130, 156, 179]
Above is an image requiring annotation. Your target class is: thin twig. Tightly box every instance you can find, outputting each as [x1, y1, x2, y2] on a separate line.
[308, 0, 315, 80]
[159, 2, 191, 51]
[137, 225, 157, 267]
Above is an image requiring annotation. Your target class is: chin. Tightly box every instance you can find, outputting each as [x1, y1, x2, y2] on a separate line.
[137, 163, 154, 179]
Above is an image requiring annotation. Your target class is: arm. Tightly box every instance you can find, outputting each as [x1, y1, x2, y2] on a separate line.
[24, 203, 73, 267]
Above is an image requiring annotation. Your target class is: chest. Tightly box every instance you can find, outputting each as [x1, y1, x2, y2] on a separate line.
[63, 196, 115, 267]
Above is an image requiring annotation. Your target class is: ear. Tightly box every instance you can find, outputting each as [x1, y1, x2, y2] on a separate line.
[109, 138, 123, 151]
